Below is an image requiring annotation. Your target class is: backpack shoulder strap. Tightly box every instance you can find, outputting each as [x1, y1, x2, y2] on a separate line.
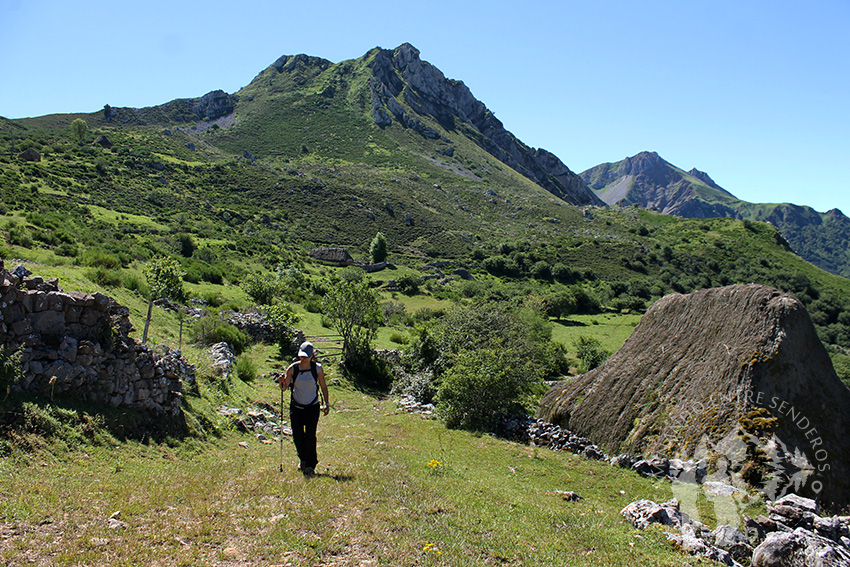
[310, 360, 318, 380]
[288, 362, 300, 389]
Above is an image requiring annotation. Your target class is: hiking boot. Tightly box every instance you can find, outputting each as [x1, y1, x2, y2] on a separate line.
[303, 466, 315, 476]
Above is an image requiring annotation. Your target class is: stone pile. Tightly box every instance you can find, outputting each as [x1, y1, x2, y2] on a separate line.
[397, 395, 435, 416]
[495, 414, 607, 461]
[622, 493, 850, 567]
[226, 311, 275, 343]
[217, 405, 291, 439]
[1, 264, 190, 415]
[209, 342, 235, 379]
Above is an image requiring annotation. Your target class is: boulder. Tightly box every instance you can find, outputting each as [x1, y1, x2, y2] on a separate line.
[621, 498, 687, 530]
[18, 148, 40, 162]
[752, 528, 850, 566]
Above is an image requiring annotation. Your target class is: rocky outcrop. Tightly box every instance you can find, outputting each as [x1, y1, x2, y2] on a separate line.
[18, 148, 40, 162]
[367, 44, 603, 207]
[1, 266, 189, 415]
[539, 284, 850, 507]
[92, 135, 113, 149]
[101, 90, 235, 126]
[192, 90, 234, 121]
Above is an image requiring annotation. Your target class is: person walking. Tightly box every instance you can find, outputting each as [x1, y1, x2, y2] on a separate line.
[278, 341, 330, 475]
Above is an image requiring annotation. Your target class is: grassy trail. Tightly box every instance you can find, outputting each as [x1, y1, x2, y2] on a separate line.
[0, 375, 704, 567]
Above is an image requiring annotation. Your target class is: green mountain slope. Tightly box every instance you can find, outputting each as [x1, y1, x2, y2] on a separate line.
[2, 45, 850, 359]
[582, 151, 850, 278]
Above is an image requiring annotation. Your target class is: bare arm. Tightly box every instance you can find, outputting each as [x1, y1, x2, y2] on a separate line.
[317, 369, 330, 415]
[278, 366, 292, 390]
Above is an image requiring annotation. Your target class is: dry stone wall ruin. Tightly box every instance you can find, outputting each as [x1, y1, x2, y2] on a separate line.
[1, 263, 191, 415]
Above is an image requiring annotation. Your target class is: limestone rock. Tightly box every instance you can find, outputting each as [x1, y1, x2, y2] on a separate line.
[752, 528, 850, 566]
[193, 90, 234, 121]
[366, 43, 602, 207]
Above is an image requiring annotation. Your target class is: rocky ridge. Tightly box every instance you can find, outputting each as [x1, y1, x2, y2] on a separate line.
[581, 151, 850, 277]
[365, 43, 603, 208]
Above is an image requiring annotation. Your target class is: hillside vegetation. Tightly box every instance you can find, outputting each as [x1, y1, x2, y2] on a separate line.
[1, 43, 849, 565]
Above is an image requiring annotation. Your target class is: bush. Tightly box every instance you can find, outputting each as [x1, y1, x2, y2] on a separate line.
[391, 368, 436, 404]
[193, 320, 251, 355]
[241, 272, 284, 305]
[530, 260, 551, 280]
[436, 348, 535, 431]
[381, 301, 408, 326]
[389, 331, 409, 345]
[88, 267, 122, 287]
[54, 242, 78, 257]
[79, 249, 123, 269]
[235, 355, 257, 382]
[123, 273, 148, 295]
[573, 335, 609, 373]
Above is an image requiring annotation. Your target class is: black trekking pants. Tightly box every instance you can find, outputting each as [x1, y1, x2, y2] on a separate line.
[290, 402, 320, 470]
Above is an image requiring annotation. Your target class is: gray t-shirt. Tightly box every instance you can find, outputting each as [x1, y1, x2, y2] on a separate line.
[291, 362, 322, 406]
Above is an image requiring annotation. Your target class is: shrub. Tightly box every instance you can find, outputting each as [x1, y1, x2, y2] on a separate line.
[123, 273, 148, 295]
[530, 260, 551, 280]
[391, 368, 436, 404]
[241, 272, 284, 305]
[389, 331, 409, 345]
[54, 242, 78, 257]
[573, 335, 609, 373]
[88, 267, 122, 287]
[381, 301, 408, 325]
[193, 320, 251, 355]
[396, 274, 423, 295]
[264, 303, 302, 356]
[235, 355, 257, 382]
[436, 348, 536, 431]
[80, 249, 122, 269]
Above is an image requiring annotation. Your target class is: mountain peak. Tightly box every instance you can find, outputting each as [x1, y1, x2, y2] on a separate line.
[621, 151, 668, 175]
[366, 44, 602, 206]
[687, 167, 722, 190]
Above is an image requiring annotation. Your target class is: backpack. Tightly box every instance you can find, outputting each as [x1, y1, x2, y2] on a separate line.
[289, 361, 320, 408]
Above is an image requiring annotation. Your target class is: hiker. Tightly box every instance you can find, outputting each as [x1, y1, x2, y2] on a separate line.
[278, 341, 330, 475]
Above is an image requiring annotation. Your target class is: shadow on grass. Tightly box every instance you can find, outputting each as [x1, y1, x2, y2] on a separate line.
[311, 471, 355, 482]
[553, 319, 587, 327]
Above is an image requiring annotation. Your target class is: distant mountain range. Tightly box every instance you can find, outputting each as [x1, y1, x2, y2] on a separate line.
[582, 151, 850, 278]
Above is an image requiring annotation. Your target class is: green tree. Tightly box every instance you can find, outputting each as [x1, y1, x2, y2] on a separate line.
[545, 289, 577, 320]
[322, 279, 381, 363]
[436, 347, 536, 430]
[370, 232, 388, 263]
[69, 118, 88, 143]
[573, 335, 609, 373]
[242, 272, 285, 305]
[142, 257, 185, 343]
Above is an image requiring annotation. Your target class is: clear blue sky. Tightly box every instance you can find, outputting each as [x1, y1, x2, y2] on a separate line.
[2, 0, 848, 215]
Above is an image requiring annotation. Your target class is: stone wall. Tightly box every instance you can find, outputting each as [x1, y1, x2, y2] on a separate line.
[1, 264, 190, 415]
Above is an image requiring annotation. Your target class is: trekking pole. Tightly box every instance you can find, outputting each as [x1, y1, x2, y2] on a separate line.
[279, 377, 285, 473]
